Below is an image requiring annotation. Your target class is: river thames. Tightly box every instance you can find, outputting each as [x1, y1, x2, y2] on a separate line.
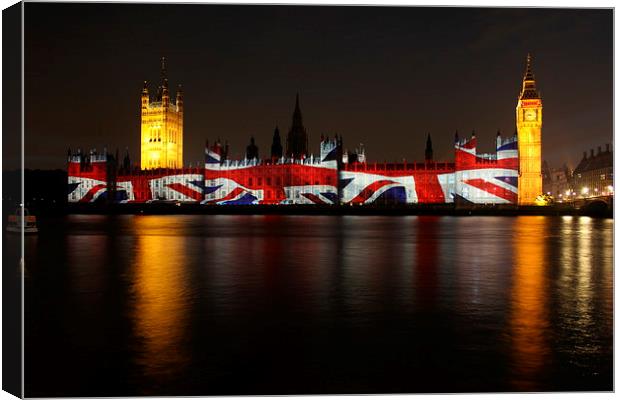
[20, 215, 612, 396]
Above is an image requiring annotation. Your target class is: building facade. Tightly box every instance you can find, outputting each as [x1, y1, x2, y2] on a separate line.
[140, 58, 184, 170]
[542, 162, 572, 200]
[516, 54, 543, 205]
[570, 145, 613, 197]
[68, 131, 519, 205]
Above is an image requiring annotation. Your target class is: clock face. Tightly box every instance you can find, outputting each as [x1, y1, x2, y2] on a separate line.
[524, 109, 537, 121]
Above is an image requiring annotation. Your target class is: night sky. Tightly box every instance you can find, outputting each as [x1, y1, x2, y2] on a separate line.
[21, 4, 612, 170]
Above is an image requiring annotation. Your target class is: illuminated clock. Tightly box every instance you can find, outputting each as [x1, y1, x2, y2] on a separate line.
[524, 109, 537, 121]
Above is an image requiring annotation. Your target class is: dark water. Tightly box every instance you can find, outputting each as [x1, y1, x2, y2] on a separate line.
[20, 215, 612, 396]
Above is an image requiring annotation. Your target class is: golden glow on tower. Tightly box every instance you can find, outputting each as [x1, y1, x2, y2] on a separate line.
[516, 54, 543, 205]
[141, 57, 184, 170]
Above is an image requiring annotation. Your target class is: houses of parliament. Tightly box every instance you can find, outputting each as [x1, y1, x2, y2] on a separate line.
[67, 55, 542, 206]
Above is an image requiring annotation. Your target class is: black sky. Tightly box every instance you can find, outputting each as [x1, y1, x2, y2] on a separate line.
[21, 3, 612, 170]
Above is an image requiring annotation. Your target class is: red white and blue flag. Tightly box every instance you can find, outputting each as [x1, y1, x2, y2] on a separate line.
[203, 146, 339, 205]
[451, 136, 519, 204]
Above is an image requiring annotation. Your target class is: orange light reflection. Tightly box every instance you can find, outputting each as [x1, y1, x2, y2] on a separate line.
[509, 216, 550, 390]
[131, 216, 191, 388]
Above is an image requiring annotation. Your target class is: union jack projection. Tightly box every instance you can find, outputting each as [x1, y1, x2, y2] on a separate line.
[67, 155, 109, 203]
[203, 139, 339, 205]
[451, 134, 519, 204]
[67, 133, 520, 205]
[67, 153, 204, 203]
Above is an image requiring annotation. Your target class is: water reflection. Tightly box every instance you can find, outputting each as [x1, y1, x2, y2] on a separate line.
[414, 216, 440, 310]
[131, 216, 191, 390]
[576, 218, 594, 332]
[25, 214, 613, 396]
[66, 232, 107, 309]
[555, 217, 613, 378]
[509, 216, 550, 390]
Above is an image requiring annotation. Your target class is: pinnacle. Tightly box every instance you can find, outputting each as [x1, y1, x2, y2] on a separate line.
[524, 53, 535, 81]
[520, 53, 540, 100]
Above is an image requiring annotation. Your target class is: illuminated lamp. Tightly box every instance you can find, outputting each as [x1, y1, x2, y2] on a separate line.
[534, 194, 550, 206]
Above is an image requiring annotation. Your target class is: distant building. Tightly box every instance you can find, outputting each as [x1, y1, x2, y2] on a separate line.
[141, 58, 184, 170]
[542, 161, 572, 200]
[571, 145, 613, 197]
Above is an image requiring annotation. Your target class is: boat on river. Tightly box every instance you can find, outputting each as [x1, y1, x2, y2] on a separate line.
[7, 208, 38, 234]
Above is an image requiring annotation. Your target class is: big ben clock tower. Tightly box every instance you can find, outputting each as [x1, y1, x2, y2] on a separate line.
[516, 54, 543, 205]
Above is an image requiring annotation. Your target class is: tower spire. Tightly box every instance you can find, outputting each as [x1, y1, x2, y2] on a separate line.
[425, 133, 433, 162]
[524, 53, 534, 80]
[287, 93, 308, 158]
[160, 57, 169, 107]
[520, 53, 540, 100]
[161, 56, 168, 88]
[293, 92, 302, 126]
[271, 125, 283, 160]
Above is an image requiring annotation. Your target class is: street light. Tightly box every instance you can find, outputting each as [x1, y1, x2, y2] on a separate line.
[582, 187, 589, 196]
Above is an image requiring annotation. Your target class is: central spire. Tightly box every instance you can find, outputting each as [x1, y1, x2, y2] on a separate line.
[292, 92, 303, 127]
[425, 133, 433, 162]
[286, 93, 308, 158]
